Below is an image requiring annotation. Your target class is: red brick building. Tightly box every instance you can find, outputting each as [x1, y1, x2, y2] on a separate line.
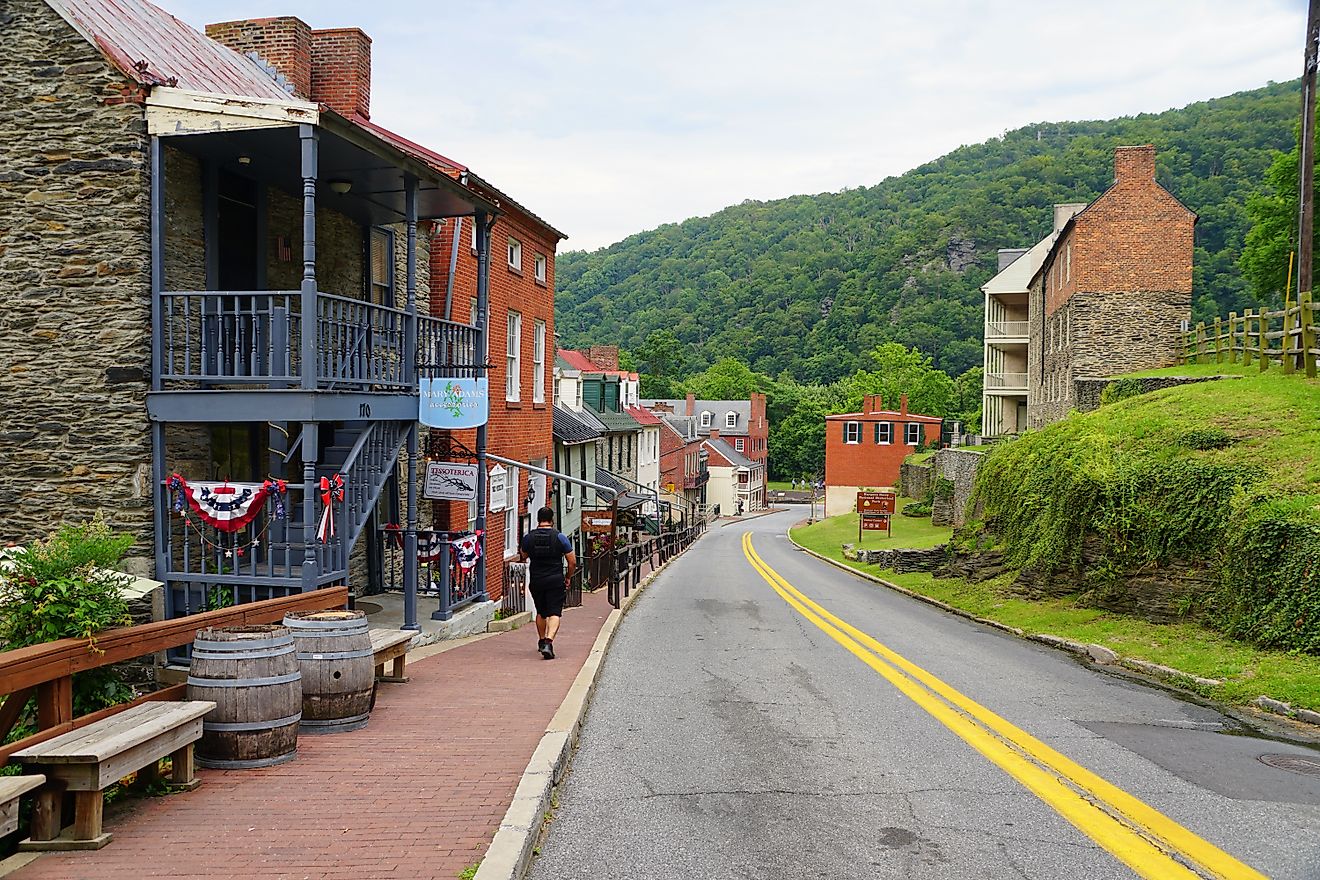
[824, 395, 941, 516]
[1027, 145, 1196, 427]
[644, 393, 769, 469]
[429, 197, 566, 600]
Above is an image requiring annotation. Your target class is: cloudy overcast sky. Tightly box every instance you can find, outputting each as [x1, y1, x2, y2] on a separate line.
[166, 1, 1304, 252]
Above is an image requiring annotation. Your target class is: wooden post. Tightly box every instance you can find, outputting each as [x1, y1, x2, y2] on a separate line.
[1283, 303, 1297, 375]
[36, 677, 72, 729]
[29, 781, 65, 841]
[72, 790, 103, 841]
[1213, 316, 1223, 362]
[1299, 0, 1320, 302]
[169, 743, 199, 791]
[1195, 321, 1206, 362]
[1227, 312, 1238, 364]
[1298, 290, 1309, 377]
[1259, 309, 1270, 372]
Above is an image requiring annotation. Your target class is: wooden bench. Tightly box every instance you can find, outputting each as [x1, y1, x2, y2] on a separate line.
[370, 628, 415, 684]
[11, 700, 214, 850]
[0, 774, 45, 836]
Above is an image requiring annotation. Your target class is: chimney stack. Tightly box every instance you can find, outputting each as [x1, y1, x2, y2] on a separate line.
[709, 429, 720, 441]
[206, 17, 312, 98]
[685, 392, 695, 417]
[588, 345, 619, 371]
[900, 394, 908, 416]
[310, 28, 372, 119]
[1114, 144, 1156, 185]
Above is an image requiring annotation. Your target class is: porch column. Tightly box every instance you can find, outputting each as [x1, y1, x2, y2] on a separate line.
[299, 124, 318, 391]
[301, 422, 319, 592]
[149, 138, 170, 609]
[402, 178, 420, 629]
[474, 209, 492, 601]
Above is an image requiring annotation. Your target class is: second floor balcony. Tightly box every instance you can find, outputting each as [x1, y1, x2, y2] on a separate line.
[986, 320, 1030, 340]
[157, 290, 477, 392]
[985, 372, 1029, 392]
[683, 468, 710, 490]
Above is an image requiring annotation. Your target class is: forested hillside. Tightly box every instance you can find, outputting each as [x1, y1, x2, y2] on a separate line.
[556, 81, 1300, 383]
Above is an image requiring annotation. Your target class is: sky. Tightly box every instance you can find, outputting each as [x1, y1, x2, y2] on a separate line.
[165, 0, 1306, 252]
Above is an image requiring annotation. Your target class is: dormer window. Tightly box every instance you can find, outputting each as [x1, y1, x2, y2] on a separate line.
[725, 412, 737, 428]
[700, 411, 712, 428]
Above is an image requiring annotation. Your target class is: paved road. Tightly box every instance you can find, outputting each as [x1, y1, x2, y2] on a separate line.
[531, 510, 1320, 879]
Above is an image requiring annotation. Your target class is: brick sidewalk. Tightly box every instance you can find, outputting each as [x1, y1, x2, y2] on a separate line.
[12, 590, 614, 880]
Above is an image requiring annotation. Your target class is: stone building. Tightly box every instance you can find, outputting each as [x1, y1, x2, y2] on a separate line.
[0, 0, 561, 624]
[980, 145, 1195, 436]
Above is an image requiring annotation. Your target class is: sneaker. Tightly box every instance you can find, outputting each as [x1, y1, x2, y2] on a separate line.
[539, 639, 552, 659]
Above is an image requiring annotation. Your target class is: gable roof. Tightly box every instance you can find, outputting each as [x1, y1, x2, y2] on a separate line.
[46, 0, 294, 100]
[591, 407, 642, 433]
[705, 437, 756, 468]
[661, 414, 699, 442]
[624, 406, 661, 427]
[982, 229, 1063, 296]
[644, 399, 752, 434]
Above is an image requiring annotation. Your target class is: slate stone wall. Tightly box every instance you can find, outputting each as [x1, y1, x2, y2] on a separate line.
[928, 448, 982, 528]
[899, 458, 933, 500]
[1072, 375, 1237, 412]
[0, 0, 154, 570]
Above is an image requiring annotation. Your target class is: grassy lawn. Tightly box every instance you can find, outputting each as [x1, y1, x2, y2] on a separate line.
[791, 514, 1320, 712]
[794, 499, 952, 551]
[904, 450, 936, 466]
[766, 480, 797, 491]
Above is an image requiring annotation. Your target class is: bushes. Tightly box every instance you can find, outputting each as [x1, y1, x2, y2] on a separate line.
[0, 517, 136, 732]
[1099, 377, 1145, 406]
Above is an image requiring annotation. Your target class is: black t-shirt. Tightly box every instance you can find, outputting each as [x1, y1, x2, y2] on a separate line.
[520, 527, 573, 583]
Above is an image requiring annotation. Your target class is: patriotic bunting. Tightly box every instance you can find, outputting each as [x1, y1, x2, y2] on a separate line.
[168, 474, 287, 533]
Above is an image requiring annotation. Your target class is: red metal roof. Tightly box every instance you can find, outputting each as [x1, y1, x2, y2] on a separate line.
[46, 0, 293, 100]
[556, 349, 600, 373]
[625, 406, 662, 426]
[354, 116, 468, 175]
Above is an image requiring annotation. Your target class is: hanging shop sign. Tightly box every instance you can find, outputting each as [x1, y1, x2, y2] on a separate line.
[419, 377, 489, 429]
[423, 462, 479, 501]
[488, 464, 508, 512]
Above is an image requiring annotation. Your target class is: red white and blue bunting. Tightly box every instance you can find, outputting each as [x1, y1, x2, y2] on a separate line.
[317, 474, 345, 543]
[168, 474, 287, 533]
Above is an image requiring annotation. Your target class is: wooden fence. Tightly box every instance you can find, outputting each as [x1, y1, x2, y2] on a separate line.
[1178, 290, 1320, 378]
[0, 587, 348, 763]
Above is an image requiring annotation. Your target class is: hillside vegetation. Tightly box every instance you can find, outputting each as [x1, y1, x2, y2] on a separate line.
[557, 81, 1300, 383]
[966, 366, 1320, 654]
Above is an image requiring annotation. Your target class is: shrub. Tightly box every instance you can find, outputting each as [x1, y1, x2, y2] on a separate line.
[902, 501, 932, 518]
[1176, 428, 1234, 450]
[1099, 378, 1144, 406]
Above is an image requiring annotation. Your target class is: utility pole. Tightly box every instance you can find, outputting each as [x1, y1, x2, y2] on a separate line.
[1298, 0, 1320, 298]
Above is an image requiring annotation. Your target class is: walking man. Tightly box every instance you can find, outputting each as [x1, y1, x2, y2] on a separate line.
[517, 506, 577, 660]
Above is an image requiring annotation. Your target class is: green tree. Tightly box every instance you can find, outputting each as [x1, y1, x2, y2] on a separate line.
[634, 329, 688, 398]
[834, 343, 956, 418]
[682, 357, 774, 400]
[1239, 141, 1316, 306]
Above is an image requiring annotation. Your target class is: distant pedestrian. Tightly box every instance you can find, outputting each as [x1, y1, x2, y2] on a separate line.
[517, 506, 577, 660]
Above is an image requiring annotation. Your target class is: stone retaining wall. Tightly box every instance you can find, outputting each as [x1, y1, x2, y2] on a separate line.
[1073, 374, 1239, 413]
[899, 459, 933, 500]
[929, 448, 982, 528]
[842, 543, 948, 573]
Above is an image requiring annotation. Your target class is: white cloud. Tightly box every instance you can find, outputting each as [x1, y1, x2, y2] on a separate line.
[168, 0, 1303, 250]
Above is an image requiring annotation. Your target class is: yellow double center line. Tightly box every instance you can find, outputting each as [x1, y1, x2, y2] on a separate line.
[742, 533, 1266, 880]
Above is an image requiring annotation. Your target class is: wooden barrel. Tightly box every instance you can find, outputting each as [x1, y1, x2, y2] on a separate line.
[283, 610, 374, 733]
[187, 625, 301, 769]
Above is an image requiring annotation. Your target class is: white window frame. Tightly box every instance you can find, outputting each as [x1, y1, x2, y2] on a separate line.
[875, 422, 893, 445]
[506, 311, 522, 401]
[735, 437, 745, 453]
[905, 422, 922, 446]
[725, 412, 737, 428]
[504, 466, 520, 558]
[507, 236, 523, 272]
[534, 253, 547, 283]
[844, 421, 861, 444]
[533, 320, 546, 403]
[700, 411, 713, 429]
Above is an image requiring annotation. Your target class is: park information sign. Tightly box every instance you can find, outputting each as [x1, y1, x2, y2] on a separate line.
[857, 490, 895, 540]
[423, 462, 478, 501]
[419, 378, 488, 429]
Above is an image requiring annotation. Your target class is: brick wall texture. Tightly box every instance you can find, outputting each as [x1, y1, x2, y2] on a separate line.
[428, 212, 559, 601]
[0, 0, 154, 567]
[1028, 145, 1195, 429]
[310, 28, 372, 119]
[204, 17, 312, 98]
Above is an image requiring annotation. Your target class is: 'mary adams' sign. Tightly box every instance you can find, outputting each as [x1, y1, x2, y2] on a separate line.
[420, 378, 489, 429]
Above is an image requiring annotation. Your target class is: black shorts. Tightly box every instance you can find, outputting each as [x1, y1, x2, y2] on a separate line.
[530, 577, 566, 618]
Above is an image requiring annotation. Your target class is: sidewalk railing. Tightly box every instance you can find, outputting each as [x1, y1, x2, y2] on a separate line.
[1178, 292, 1319, 378]
[607, 519, 707, 608]
[376, 529, 484, 622]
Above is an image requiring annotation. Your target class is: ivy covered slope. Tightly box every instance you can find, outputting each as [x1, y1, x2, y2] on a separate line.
[557, 81, 1298, 383]
[967, 366, 1320, 653]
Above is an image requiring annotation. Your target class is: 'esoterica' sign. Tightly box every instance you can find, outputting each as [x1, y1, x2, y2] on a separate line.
[419, 378, 489, 429]
[423, 462, 479, 501]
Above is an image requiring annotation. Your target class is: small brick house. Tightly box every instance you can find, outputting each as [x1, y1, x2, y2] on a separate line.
[823, 395, 942, 516]
[703, 430, 765, 516]
[1026, 145, 1195, 429]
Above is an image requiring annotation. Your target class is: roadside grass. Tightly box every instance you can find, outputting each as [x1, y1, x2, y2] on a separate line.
[767, 480, 794, 491]
[904, 450, 936, 466]
[795, 499, 952, 550]
[790, 516, 1320, 712]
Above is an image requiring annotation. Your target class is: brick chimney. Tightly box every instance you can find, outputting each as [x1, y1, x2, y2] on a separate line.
[862, 394, 874, 414]
[709, 429, 720, 441]
[310, 28, 372, 119]
[588, 345, 619, 371]
[900, 394, 908, 416]
[206, 17, 313, 98]
[685, 392, 695, 417]
[1114, 144, 1156, 185]
[751, 391, 766, 427]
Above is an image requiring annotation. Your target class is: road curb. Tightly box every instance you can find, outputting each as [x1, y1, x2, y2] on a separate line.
[472, 529, 707, 880]
[787, 533, 1320, 731]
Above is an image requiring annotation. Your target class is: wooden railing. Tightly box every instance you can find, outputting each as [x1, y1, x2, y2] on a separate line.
[0, 587, 347, 763]
[1178, 291, 1320, 378]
